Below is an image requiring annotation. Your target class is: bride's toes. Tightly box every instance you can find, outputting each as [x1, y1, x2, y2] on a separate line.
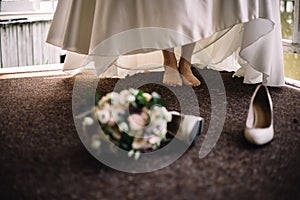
[163, 74, 182, 86]
[192, 77, 201, 86]
[179, 59, 201, 87]
[182, 74, 201, 87]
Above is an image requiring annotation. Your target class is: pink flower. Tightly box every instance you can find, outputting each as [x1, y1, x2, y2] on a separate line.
[128, 114, 146, 131]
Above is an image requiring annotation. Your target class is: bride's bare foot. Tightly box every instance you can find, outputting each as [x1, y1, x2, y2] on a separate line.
[162, 50, 182, 86]
[163, 62, 182, 87]
[179, 58, 201, 87]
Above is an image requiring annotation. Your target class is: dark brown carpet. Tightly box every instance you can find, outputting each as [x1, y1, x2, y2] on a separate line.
[0, 69, 300, 200]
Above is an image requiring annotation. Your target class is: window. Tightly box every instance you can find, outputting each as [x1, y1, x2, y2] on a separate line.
[0, 0, 62, 68]
[281, 0, 300, 82]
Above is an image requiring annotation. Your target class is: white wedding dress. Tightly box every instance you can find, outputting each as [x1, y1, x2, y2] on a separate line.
[47, 0, 285, 86]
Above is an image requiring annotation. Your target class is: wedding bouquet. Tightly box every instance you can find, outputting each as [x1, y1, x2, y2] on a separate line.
[82, 88, 173, 159]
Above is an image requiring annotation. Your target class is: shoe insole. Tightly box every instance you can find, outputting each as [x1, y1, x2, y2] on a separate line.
[253, 90, 271, 128]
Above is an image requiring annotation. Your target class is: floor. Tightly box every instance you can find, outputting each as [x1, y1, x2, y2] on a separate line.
[0, 70, 299, 200]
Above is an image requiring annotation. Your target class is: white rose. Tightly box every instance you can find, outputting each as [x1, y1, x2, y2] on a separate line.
[151, 106, 171, 122]
[127, 94, 136, 103]
[151, 91, 161, 99]
[95, 110, 110, 124]
[165, 111, 172, 122]
[111, 107, 125, 122]
[149, 135, 162, 145]
[110, 92, 120, 106]
[82, 117, 94, 126]
[120, 90, 130, 97]
[91, 139, 101, 149]
[151, 118, 167, 135]
[118, 122, 129, 133]
[129, 88, 139, 96]
[119, 90, 131, 105]
[159, 107, 172, 122]
[150, 106, 163, 119]
[143, 93, 152, 102]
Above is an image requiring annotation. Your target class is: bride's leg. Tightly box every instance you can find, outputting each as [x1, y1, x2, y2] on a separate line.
[179, 43, 201, 86]
[162, 49, 182, 86]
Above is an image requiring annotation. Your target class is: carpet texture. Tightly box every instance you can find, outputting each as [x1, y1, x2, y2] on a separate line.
[0, 69, 300, 200]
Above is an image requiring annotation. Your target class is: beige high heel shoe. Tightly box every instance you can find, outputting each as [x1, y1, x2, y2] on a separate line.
[244, 84, 274, 145]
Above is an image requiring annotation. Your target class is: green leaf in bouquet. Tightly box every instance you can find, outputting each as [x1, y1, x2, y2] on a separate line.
[95, 93, 101, 105]
[150, 97, 166, 107]
[136, 95, 148, 107]
[119, 133, 134, 151]
[137, 89, 143, 96]
[131, 101, 138, 108]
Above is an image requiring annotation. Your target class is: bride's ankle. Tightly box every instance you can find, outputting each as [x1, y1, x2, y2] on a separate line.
[164, 60, 178, 70]
[179, 58, 192, 72]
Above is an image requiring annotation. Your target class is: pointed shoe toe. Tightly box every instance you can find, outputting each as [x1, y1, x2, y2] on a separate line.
[244, 84, 274, 145]
[245, 126, 274, 145]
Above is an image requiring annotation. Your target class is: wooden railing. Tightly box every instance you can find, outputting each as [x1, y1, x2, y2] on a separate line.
[0, 17, 63, 68]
